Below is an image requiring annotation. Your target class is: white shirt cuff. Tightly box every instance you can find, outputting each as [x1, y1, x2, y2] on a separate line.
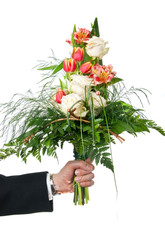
[46, 173, 53, 201]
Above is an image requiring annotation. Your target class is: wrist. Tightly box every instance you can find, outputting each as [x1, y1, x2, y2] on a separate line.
[51, 173, 62, 194]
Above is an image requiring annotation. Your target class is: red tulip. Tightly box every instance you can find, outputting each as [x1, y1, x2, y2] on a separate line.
[80, 62, 92, 74]
[63, 58, 76, 72]
[72, 47, 84, 62]
[56, 88, 66, 103]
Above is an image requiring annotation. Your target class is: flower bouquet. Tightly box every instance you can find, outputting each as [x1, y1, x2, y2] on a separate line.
[0, 18, 165, 205]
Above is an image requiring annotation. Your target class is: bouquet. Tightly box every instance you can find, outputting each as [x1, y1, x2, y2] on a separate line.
[0, 18, 164, 205]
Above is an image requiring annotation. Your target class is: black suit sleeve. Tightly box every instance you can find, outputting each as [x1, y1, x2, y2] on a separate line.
[0, 172, 53, 216]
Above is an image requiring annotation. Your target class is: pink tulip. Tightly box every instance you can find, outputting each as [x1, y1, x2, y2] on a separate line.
[72, 47, 84, 62]
[80, 62, 92, 74]
[63, 58, 76, 72]
[56, 88, 66, 103]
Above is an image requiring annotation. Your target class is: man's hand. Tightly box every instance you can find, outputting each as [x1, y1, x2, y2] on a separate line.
[52, 158, 95, 193]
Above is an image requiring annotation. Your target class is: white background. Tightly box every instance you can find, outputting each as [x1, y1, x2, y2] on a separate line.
[0, 0, 165, 239]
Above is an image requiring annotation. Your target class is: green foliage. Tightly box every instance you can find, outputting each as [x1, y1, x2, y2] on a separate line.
[146, 120, 165, 136]
[90, 17, 100, 38]
[71, 24, 77, 47]
[108, 77, 123, 86]
[0, 147, 17, 160]
[99, 99, 165, 137]
[52, 61, 64, 75]
[90, 17, 103, 65]
[87, 142, 114, 172]
[0, 18, 164, 177]
[81, 48, 92, 64]
[38, 65, 57, 71]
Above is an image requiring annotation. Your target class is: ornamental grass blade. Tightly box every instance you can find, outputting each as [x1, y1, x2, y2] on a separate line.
[38, 65, 57, 71]
[52, 61, 64, 75]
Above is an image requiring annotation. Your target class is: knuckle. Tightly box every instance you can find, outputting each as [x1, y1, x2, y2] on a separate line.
[67, 160, 72, 165]
[76, 160, 84, 168]
[80, 180, 94, 187]
[81, 161, 86, 168]
[80, 182, 87, 187]
[89, 180, 94, 187]
[91, 164, 95, 171]
[91, 180, 94, 186]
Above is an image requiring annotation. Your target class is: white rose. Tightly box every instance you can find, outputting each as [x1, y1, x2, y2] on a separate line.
[86, 36, 109, 59]
[89, 92, 107, 116]
[71, 74, 93, 87]
[69, 81, 85, 99]
[69, 75, 94, 99]
[90, 92, 107, 108]
[61, 93, 88, 117]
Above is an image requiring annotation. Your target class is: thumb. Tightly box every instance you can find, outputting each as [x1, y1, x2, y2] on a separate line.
[68, 160, 93, 171]
[86, 157, 93, 164]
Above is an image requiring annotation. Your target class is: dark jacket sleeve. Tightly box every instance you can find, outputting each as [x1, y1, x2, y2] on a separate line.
[0, 172, 53, 216]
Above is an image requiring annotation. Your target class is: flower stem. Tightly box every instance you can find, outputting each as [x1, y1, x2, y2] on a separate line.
[73, 179, 78, 205]
[85, 187, 89, 204]
[78, 183, 82, 205]
[73, 147, 90, 205]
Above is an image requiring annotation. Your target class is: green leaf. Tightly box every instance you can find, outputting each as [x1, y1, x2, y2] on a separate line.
[38, 65, 57, 71]
[58, 127, 64, 135]
[70, 121, 76, 130]
[132, 122, 150, 133]
[95, 123, 100, 129]
[101, 157, 114, 172]
[102, 152, 111, 157]
[50, 124, 54, 131]
[81, 48, 92, 64]
[71, 24, 77, 47]
[87, 144, 94, 156]
[60, 79, 68, 90]
[147, 120, 165, 136]
[95, 153, 101, 165]
[52, 61, 64, 75]
[95, 142, 107, 148]
[83, 126, 91, 132]
[94, 118, 104, 124]
[112, 120, 135, 134]
[99, 146, 109, 152]
[90, 18, 100, 37]
[60, 141, 64, 149]
[43, 139, 51, 147]
[42, 146, 47, 155]
[90, 148, 99, 162]
[108, 77, 123, 85]
[95, 132, 100, 142]
[0, 153, 6, 159]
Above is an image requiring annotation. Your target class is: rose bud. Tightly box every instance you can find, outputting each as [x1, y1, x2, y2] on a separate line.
[96, 91, 100, 95]
[63, 58, 76, 72]
[56, 88, 66, 103]
[80, 62, 92, 74]
[72, 47, 84, 62]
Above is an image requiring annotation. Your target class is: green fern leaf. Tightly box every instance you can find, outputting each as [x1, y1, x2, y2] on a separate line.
[95, 153, 101, 165]
[101, 157, 114, 172]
